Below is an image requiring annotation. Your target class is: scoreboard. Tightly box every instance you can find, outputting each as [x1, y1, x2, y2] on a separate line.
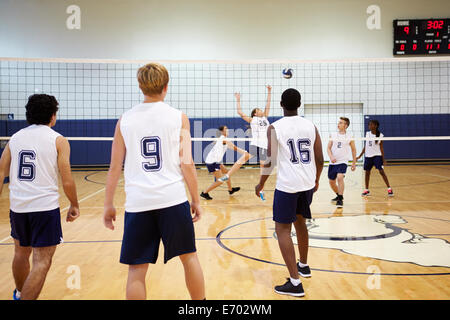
[394, 19, 450, 55]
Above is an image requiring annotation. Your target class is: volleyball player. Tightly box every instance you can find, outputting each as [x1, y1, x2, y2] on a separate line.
[356, 119, 394, 196]
[217, 85, 271, 183]
[200, 125, 248, 200]
[255, 88, 324, 297]
[327, 117, 357, 208]
[0, 94, 80, 300]
[103, 63, 205, 300]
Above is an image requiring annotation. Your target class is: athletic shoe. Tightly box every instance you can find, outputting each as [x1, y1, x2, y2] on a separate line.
[218, 174, 229, 182]
[200, 192, 213, 200]
[274, 279, 305, 297]
[297, 263, 311, 278]
[13, 289, 20, 300]
[361, 189, 370, 196]
[336, 199, 343, 208]
[331, 193, 341, 203]
[388, 188, 394, 197]
[229, 187, 240, 195]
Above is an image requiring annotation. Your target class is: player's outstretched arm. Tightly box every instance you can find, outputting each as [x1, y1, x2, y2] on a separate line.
[103, 118, 126, 230]
[356, 147, 365, 160]
[0, 143, 11, 195]
[327, 139, 335, 163]
[180, 113, 202, 223]
[313, 126, 324, 192]
[56, 136, 80, 222]
[235, 93, 252, 123]
[380, 141, 387, 166]
[264, 85, 272, 117]
[350, 140, 357, 171]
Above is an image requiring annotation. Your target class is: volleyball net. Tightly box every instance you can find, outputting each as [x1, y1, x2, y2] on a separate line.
[0, 57, 449, 166]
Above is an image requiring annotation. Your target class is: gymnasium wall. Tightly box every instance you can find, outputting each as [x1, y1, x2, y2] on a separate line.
[1, 0, 450, 60]
[0, 0, 449, 164]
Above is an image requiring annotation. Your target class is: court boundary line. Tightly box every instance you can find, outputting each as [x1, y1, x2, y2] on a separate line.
[215, 216, 450, 276]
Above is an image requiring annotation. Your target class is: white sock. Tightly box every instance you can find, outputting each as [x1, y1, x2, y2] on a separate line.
[290, 277, 301, 286]
[15, 290, 21, 298]
[298, 261, 308, 268]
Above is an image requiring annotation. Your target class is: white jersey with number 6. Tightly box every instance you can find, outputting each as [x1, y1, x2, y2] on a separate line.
[120, 102, 188, 212]
[8, 125, 61, 213]
[272, 116, 317, 193]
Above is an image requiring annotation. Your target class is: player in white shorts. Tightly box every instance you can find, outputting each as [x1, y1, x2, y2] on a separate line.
[200, 125, 248, 200]
[327, 117, 357, 208]
[103, 63, 205, 300]
[255, 88, 324, 297]
[0, 94, 80, 300]
[217, 86, 271, 186]
[356, 119, 393, 196]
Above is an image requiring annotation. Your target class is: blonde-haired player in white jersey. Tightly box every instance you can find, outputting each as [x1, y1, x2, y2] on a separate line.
[103, 63, 205, 300]
[255, 88, 324, 297]
[0, 94, 80, 300]
[327, 117, 357, 208]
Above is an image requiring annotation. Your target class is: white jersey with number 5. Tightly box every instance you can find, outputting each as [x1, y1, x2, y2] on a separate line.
[272, 116, 317, 193]
[8, 125, 61, 213]
[120, 102, 188, 212]
[365, 131, 383, 157]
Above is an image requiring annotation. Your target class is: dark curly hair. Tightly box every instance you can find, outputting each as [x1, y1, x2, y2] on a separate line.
[25, 94, 59, 125]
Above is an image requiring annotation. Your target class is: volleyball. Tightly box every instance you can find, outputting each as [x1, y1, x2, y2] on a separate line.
[282, 68, 293, 79]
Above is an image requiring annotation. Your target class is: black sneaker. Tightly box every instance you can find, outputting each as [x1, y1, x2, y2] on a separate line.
[274, 279, 305, 297]
[200, 192, 213, 200]
[336, 199, 343, 208]
[331, 193, 341, 203]
[297, 263, 311, 278]
[229, 187, 240, 195]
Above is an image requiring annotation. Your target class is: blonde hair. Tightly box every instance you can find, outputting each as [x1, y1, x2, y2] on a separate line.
[137, 63, 169, 96]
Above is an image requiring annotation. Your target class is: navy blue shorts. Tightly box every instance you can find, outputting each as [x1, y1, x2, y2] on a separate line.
[364, 156, 384, 171]
[249, 146, 267, 161]
[206, 162, 221, 173]
[10, 208, 63, 247]
[120, 201, 196, 265]
[273, 188, 314, 224]
[328, 163, 348, 180]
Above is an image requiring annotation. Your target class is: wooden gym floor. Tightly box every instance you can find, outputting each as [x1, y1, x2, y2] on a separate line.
[0, 164, 449, 300]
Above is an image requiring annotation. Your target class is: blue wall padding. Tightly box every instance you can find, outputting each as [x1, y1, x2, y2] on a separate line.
[1, 114, 449, 165]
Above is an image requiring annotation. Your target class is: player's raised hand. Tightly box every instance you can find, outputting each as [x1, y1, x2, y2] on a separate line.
[234, 92, 241, 101]
[103, 205, 116, 230]
[266, 85, 272, 91]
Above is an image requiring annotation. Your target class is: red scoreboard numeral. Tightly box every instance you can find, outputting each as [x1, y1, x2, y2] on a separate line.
[400, 44, 405, 50]
[427, 20, 444, 29]
[412, 44, 417, 51]
[404, 26, 410, 34]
